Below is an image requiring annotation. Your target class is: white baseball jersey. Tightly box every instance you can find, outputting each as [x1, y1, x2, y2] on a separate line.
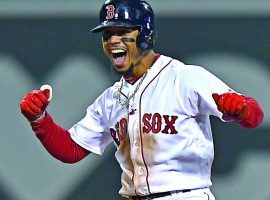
[69, 55, 232, 198]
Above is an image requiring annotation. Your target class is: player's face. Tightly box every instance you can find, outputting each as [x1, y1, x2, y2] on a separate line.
[102, 27, 143, 73]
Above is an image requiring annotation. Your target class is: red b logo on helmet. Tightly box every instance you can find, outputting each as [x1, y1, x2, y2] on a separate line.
[106, 5, 115, 20]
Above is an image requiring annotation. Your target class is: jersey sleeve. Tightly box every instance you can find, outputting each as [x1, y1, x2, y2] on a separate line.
[69, 90, 113, 155]
[186, 65, 234, 120]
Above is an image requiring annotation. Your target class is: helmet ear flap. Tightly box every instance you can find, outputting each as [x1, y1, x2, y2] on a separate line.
[137, 29, 157, 50]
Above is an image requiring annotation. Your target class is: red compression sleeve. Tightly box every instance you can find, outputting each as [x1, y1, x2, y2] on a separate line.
[240, 97, 264, 129]
[30, 113, 90, 163]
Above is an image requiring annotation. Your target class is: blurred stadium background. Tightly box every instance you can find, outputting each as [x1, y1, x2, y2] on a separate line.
[0, 0, 269, 199]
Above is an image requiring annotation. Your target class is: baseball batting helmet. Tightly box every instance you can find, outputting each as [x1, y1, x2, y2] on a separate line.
[91, 0, 156, 50]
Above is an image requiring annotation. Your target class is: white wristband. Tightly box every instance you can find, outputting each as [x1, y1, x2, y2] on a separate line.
[31, 112, 46, 123]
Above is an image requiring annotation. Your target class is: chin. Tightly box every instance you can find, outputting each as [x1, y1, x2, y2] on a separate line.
[113, 63, 130, 71]
[111, 63, 134, 78]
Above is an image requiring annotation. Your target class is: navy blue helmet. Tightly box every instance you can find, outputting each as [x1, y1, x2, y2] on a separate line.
[92, 0, 157, 50]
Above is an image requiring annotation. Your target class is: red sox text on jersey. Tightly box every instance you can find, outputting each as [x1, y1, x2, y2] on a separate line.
[110, 114, 178, 145]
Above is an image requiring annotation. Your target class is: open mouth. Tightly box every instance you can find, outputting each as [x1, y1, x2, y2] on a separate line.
[111, 49, 127, 67]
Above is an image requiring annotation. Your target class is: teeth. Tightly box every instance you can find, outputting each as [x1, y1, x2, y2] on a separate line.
[111, 49, 126, 54]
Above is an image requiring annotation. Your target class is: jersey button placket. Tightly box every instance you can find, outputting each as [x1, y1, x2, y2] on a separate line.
[130, 91, 147, 194]
[141, 188, 148, 195]
[137, 184, 148, 195]
[134, 141, 139, 147]
[138, 167, 144, 175]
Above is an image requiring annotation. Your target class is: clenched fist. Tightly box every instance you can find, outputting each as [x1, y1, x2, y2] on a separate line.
[212, 92, 246, 122]
[20, 85, 52, 122]
[212, 92, 264, 128]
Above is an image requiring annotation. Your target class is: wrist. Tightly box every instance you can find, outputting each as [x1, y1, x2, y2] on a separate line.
[30, 112, 46, 123]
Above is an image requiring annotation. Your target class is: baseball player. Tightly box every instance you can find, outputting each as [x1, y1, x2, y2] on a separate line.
[20, 0, 264, 199]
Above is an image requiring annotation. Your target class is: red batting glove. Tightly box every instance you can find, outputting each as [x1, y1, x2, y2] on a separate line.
[212, 92, 264, 128]
[212, 92, 246, 122]
[20, 89, 50, 122]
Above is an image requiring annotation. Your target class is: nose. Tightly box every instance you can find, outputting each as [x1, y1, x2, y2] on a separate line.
[110, 35, 122, 45]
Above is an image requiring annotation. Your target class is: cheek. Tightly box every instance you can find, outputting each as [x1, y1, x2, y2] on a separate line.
[128, 45, 142, 61]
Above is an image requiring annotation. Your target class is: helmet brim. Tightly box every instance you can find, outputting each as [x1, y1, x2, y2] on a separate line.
[91, 21, 138, 33]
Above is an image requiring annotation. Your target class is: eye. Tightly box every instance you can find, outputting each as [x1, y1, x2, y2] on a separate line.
[101, 28, 135, 42]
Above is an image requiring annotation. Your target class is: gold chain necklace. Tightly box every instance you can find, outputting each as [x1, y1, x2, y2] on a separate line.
[116, 68, 150, 108]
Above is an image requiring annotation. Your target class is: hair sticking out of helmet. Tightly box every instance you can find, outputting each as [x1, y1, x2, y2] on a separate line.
[91, 0, 156, 50]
